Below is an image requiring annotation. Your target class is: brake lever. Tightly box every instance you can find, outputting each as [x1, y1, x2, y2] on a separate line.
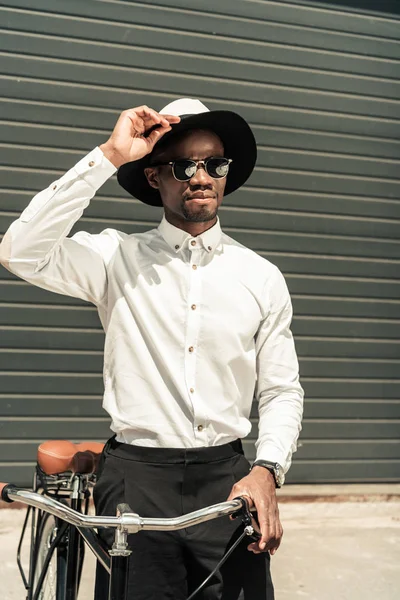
[232, 497, 261, 542]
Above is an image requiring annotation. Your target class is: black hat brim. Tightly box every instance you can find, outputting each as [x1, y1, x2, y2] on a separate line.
[117, 110, 257, 206]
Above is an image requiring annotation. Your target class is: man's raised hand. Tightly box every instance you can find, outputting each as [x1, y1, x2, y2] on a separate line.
[100, 106, 181, 168]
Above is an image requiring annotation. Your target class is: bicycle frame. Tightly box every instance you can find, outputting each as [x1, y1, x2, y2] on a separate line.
[3, 480, 247, 600]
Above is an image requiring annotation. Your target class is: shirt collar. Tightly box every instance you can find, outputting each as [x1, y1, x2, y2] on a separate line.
[158, 216, 222, 254]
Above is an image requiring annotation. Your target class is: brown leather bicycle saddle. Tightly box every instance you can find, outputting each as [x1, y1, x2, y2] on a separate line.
[37, 440, 105, 475]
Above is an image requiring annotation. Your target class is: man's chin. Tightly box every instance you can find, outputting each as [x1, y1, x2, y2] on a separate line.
[182, 206, 218, 223]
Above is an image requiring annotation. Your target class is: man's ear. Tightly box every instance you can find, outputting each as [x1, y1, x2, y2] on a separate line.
[144, 167, 160, 190]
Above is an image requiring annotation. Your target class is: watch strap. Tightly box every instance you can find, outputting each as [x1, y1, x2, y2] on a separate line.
[251, 460, 283, 488]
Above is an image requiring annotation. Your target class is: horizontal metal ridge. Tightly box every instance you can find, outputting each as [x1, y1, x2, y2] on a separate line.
[0, 392, 101, 398]
[0, 371, 101, 377]
[295, 335, 400, 343]
[0, 325, 103, 333]
[301, 377, 400, 383]
[2, 49, 400, 105]
[0, 348, 102, 355]
[295, 314, 400, 323]
[3, 1, 399, 36]
[251, 417, 400, 424]
[0, 415, 108, 422]
[0, 461, 32, 466]
[244, 186, 400, 203]
[2, 26, 400, 78]
[260, 251, 400, 264]
[2, 74, 400, 122]
[291, 294, 400, 304]
[287, 458, 400, 463]
[297, 438, 400, 443]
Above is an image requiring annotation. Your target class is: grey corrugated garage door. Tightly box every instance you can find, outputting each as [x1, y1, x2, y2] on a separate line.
[0, 0, 399, 485]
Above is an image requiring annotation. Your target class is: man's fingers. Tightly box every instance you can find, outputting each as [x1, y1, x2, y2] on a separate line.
[268, 536, 281, 555]
[125, 108, 180, 145]
[247, 542, 262, 554]
[256, 511, 270, 549]
[132, 105, 163, 123]
[247, 536, 279, 554]
[253, 512, 282, 553]
[123, 107, 164, 137]
[146, 125, 172, 149]
[161, 113, 181, 124]
[132, 107, 180, 130]
[265, 522, 283, 554]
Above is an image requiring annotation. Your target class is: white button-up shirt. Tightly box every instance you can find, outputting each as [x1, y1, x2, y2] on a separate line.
[0, 147, 304, 473]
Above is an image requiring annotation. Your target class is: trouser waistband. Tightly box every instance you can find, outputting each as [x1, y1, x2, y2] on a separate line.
[105, 435, 243, 464]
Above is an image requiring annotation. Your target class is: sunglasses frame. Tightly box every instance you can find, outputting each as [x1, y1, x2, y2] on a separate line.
[150, 157, 233, 182]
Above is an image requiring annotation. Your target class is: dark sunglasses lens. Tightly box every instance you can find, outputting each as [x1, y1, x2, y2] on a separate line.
[173, 160, 197, 181]
[206, 158, 230, 178]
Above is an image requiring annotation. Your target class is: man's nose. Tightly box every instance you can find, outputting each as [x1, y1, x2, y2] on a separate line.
[189, 164, 213, 186]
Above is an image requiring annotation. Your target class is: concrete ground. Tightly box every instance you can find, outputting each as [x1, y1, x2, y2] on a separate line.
[1, 486, 399, 599]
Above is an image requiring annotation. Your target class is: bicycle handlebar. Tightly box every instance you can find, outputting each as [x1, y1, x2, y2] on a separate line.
[1, 483, 243, 534]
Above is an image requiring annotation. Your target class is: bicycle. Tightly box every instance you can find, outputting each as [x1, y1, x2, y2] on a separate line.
[1, 439, 261, 600]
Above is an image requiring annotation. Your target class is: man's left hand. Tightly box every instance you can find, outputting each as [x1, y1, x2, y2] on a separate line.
[227, 465, 283, 555]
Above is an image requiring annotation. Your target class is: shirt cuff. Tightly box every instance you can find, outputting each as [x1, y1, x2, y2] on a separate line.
[73, 146, 118, 189]
[255, 445, 289, 472]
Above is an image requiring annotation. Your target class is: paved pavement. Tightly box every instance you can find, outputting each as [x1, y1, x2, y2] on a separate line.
[1, 496, 399, 599]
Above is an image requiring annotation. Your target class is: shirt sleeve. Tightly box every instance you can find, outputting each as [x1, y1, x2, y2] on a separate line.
[254, 266, 304, 474]
[0, 147, 117, 306]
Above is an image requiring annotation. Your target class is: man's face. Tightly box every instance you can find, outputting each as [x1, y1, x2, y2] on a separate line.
[144, 129, 226, 227]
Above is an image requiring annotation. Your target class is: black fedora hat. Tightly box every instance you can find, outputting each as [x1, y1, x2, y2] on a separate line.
[117, 98, 257, 206]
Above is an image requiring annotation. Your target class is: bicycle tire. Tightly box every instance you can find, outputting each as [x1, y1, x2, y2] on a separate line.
[33, 514, 67, 600]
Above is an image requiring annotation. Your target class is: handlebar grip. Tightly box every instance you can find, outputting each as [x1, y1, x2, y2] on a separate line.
[0, 483, 16, 503]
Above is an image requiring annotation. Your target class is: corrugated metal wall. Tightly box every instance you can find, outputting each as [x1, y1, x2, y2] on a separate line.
[0, 0, 399, 485]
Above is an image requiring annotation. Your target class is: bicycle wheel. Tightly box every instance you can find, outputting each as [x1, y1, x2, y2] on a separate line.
[33, 514, 67, 600]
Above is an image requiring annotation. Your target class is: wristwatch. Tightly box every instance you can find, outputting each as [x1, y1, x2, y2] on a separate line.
[251, 460, 285, 488]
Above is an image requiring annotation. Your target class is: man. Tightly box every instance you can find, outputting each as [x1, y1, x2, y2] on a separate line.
[0, 98, 303, 599]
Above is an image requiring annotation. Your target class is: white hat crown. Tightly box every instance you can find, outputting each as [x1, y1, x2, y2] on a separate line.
[160, 98, 210, 116]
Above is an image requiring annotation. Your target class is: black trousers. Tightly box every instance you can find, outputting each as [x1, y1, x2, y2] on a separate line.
[93, 436, 274, 600]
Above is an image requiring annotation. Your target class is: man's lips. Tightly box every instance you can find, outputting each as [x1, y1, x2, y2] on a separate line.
[186, 194, 215, 201]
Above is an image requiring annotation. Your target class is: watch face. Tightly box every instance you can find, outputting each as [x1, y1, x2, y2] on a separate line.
[275, 464, 285, 486]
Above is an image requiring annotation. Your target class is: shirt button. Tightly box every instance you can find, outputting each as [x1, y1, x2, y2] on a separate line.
[188, 346, 194, 353]
[190, 240, 196, 246]
[52, 184, 57, 190]
[208, 246, 212, 251]
[190, 388, 194, 394]
[175, 245, 180, 250]
[192, 265, 197, 270]
[191, 304, 196, 310]
[197, 425, 204, 432]
[88, 160, 95, 167]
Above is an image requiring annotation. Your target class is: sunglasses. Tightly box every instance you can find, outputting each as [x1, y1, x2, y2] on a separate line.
[151, 157, 233, 182]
